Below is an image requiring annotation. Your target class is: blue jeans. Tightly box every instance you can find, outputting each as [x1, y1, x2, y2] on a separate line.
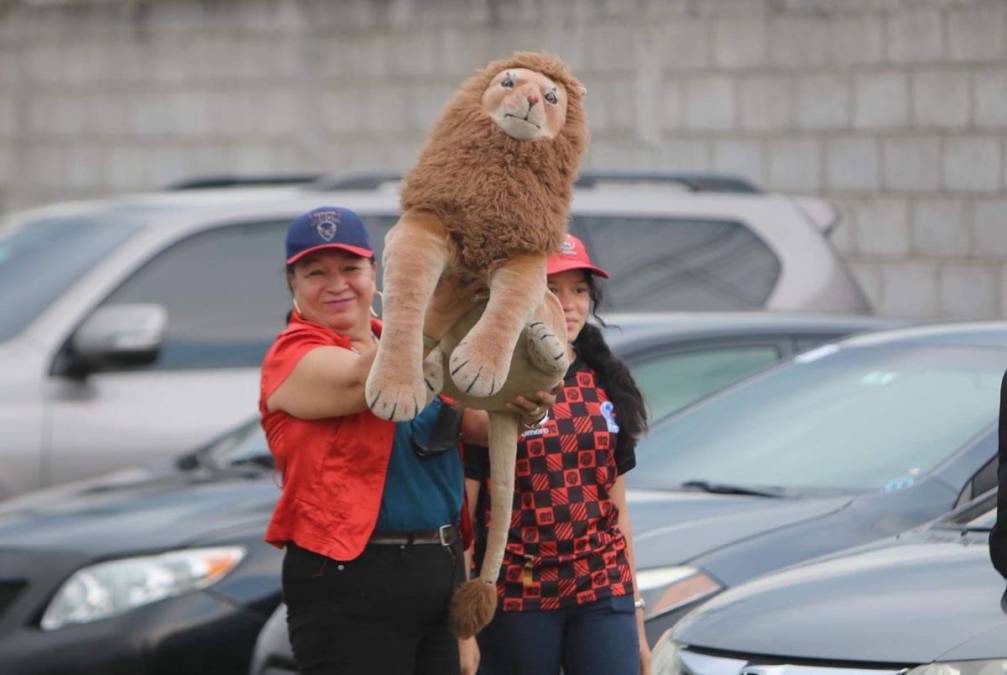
[477, 594, 640, 675]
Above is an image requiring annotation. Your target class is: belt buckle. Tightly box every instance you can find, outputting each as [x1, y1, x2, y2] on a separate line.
[438, 524, 452, 547]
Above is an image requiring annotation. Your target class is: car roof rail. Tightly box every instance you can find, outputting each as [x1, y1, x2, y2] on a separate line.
[166, 174, 325, 190]
[308, 170, 761, 194]
[307, 172, 405, 191]
[573, 171, 760, 193]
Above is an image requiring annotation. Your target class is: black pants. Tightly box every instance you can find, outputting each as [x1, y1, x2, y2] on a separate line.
[283, 540, 463, 675]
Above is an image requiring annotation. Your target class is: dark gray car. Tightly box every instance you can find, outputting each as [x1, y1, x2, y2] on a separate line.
[246, 313, 896, 675]
[626, 322, 1007, 644]
[655, 491, 1005, 675]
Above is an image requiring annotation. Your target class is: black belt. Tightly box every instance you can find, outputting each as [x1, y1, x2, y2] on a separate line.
[369, 524, 460, 547]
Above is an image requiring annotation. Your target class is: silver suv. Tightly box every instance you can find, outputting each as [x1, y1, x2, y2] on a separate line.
[0, 172, 869, 499]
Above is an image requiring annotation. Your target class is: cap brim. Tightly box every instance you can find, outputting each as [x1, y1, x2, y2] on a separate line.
[286, 243, 374, 265]
[546, 259, 610, 279]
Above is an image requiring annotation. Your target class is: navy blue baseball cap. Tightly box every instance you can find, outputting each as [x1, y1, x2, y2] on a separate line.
[285, 206, 375, 265]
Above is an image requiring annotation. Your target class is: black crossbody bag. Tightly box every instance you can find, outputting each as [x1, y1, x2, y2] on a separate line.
[411, 403, 464, 459]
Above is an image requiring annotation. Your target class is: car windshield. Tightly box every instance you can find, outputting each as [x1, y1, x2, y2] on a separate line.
[629, 342, 1004, 493]
[0, 212, 144, 342]
[204, 420, 272, 468]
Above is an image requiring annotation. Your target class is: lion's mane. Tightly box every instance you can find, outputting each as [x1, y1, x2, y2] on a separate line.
[399, 52, 589, 272]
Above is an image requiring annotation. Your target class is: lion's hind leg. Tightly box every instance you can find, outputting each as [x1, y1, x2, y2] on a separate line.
[448, 254, 546, 398]
[525, 294, 568, 379]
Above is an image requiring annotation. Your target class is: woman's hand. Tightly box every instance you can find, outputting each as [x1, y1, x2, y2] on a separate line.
[506, 388, 558, 429]
[460, 387, 559, 445]
[458, 636, 480, 675]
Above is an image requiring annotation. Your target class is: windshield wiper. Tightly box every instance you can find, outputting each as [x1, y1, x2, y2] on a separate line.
[229, 455, 275, 470]
[680, 480, 788, 498]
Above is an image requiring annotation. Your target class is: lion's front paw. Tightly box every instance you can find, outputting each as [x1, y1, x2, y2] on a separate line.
[525, 321, 568, 378]
[365, 366, 427, 422]
[448, 339, 510, 398]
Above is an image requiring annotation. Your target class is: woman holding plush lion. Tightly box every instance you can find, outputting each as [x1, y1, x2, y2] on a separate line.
[465, 235, 651, 675]
[259, 206, 552, 675]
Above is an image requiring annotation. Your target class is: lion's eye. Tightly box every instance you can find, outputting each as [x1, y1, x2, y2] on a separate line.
[501, 74, 515, 88]
[545, 91, 558, 104]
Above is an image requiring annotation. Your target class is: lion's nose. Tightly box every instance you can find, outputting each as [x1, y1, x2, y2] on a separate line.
[527, 93, 540, 106]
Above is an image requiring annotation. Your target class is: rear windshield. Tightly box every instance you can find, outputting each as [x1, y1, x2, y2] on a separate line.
[573, 215, 781, 311]
[0, 214, 143, 342]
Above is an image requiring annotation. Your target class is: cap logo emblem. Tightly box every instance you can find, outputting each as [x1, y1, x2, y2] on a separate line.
[561, 238, 577, 256]
[311, 210, 341, 242]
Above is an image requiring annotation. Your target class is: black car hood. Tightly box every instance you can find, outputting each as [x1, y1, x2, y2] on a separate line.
[0, 463, 276, 555]
[674, 530, 1007, 664]
[627, 490, 851, 569]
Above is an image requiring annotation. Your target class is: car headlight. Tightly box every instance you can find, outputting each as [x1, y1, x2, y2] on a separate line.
[907, 661, 1007, 675]
[651, 630, 684, 675]
[636, 565, 722, 620]
[41, 546, 246, 630]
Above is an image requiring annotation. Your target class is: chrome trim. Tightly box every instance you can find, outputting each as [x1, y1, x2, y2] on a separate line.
[680, 648, 905, 675]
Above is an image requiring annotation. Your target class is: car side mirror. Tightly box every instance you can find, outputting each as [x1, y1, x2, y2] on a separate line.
[69, 304, 168, 374]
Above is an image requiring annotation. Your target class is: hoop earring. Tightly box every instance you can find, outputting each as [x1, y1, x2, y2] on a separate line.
[371, 290, 382, 318]
[292, 297, 303, 315]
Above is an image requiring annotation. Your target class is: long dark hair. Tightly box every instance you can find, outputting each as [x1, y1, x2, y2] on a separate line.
[572, 276, 648, 450]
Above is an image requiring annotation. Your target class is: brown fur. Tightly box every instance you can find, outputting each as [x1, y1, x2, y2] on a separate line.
[400, 52, 589, 273]
[366, 56, 585, 634]
[449, 580, 499, 639]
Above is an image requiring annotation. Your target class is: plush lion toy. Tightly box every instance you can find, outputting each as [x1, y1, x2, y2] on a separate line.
[364, 52, 589, 637]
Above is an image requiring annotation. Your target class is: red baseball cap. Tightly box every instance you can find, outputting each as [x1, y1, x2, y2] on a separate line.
[547, 234, 609, 278]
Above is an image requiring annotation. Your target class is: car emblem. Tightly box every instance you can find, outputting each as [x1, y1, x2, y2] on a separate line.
[311, 210, 341, 241]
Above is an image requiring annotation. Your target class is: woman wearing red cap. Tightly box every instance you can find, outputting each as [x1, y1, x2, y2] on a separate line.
[259, 207, 552, 675]
[465, 234, 651, 675]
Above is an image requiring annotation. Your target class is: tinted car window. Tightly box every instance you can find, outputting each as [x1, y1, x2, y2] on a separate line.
[574, 216, 780, 311]
[95, 214, 400, 370]
[630, 345, 779, 420]
[99, 220, 293, 370]
[972, 458, 999, 497]
[0, 215, 142, 343]
[630, 344, 1004, 492]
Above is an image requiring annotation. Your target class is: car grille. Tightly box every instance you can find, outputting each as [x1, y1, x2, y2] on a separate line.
[680, 648, 907, 675]
[0, 580, 26, 620]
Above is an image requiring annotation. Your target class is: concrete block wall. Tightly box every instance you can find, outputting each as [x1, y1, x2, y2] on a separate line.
[1, 0, 1006, 319]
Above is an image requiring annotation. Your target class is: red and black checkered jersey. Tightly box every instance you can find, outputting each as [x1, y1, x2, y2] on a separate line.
[465, 359, 637, 612]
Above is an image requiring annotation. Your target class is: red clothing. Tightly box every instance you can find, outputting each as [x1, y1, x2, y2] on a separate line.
[259, 314, 395, 561]
[467, 360, 637, 611]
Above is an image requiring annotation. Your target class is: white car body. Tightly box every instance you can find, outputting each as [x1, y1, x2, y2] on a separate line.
[0, 175, 868, 498]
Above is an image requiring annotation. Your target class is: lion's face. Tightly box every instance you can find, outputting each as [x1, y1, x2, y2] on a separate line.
[481, 67, 568, 141]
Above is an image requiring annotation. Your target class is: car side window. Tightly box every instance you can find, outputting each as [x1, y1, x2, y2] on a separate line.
[958, 456, 999, 507]
[574, 216, 781, 311]
[92, 220, 293, 371]
[629, 345, 780, 421]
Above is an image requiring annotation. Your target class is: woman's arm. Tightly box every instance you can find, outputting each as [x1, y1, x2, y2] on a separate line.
[611, 476, 652, 675]
[266, 342, 377, 419]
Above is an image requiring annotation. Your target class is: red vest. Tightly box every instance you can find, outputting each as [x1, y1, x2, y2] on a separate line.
[259, 314, 395, 561]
